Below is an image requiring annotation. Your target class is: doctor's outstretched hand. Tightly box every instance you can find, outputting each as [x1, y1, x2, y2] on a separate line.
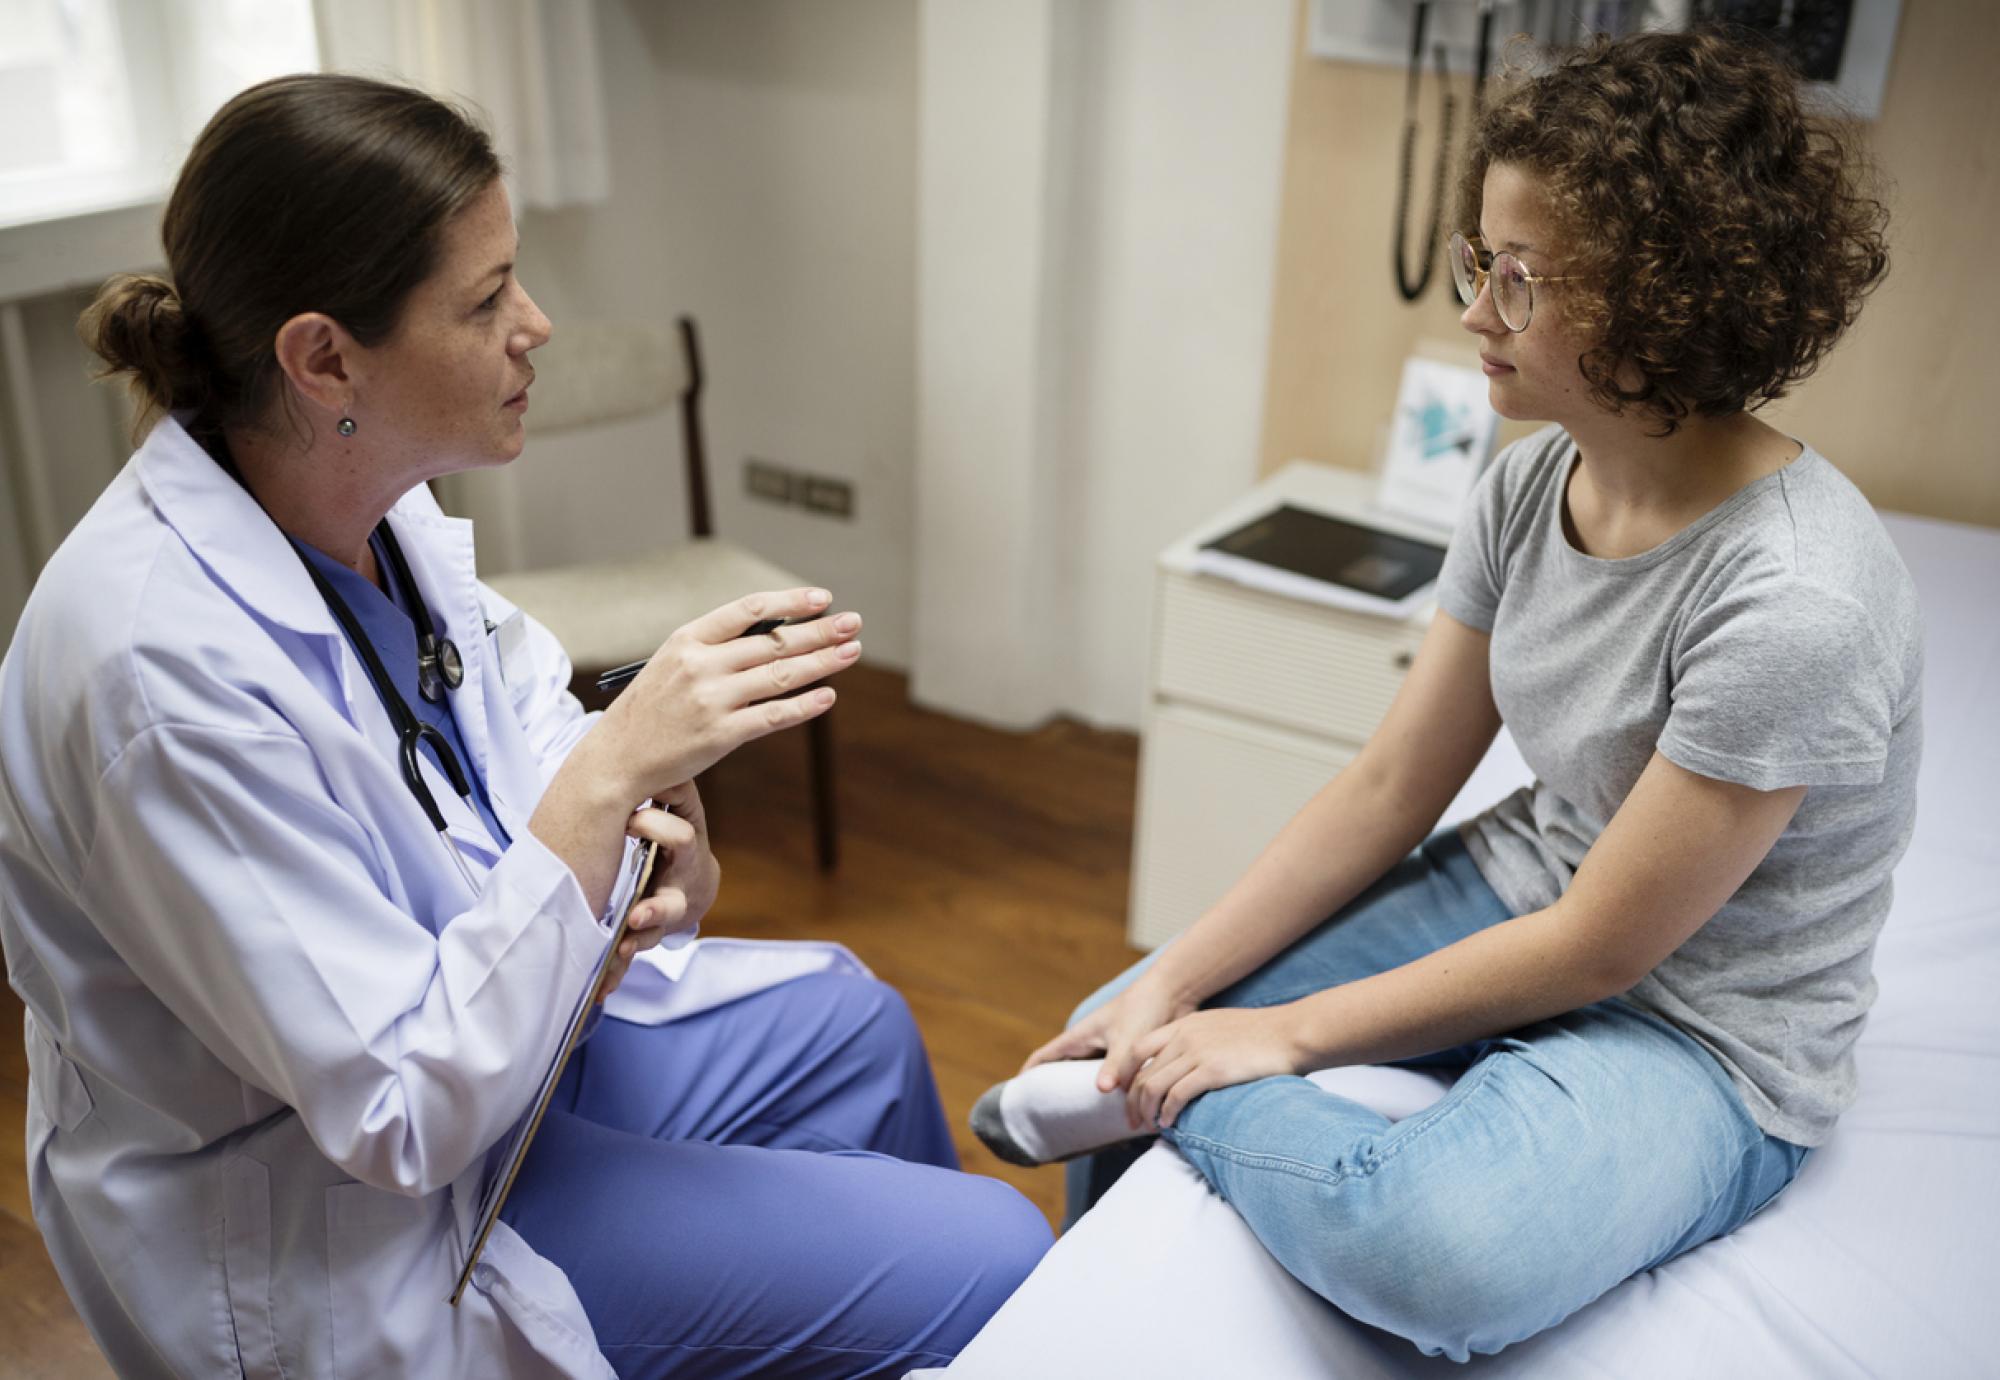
[531, 587, 861, 918]
[603, 587, 861, 796]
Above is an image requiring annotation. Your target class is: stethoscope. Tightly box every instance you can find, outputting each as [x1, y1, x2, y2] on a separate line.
[287, 520, 484, 896]
[1393, 0, 1455, 302]
[1391, 0, 1496, 303]
[209, 434, 495, 903]
[211, 441, 473, 828]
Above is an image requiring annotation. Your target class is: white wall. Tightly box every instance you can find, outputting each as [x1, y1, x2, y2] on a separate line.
[498, 0, 1296, 728]
[469, 0, 922, 667]
[1060, 0, 1294, 727]
[4, 0, 1296, 736]
[912, 0, 1293, 729]
[910, 0, 1081, 728]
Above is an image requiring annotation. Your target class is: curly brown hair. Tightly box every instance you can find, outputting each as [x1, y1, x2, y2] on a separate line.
[1460, 26, 1888, 434]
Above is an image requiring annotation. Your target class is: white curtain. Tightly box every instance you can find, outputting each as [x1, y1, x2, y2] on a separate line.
[312, 0, 611, 213]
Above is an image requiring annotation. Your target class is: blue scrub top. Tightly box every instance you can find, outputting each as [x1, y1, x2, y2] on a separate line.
[297, 536, 513, 852]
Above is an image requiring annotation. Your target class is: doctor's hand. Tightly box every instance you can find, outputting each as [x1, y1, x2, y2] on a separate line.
[597, 786, 718, 1000]
[595, 588, 862, 800]
[537, 588, 856, 918]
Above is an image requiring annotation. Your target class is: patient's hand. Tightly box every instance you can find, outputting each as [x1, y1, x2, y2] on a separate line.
[1022, 974, 1194, 1125]
[1125, 1006, 1306, 1130]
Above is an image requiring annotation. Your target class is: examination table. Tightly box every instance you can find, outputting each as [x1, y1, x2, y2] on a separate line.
[922, 511, 1998, 1379]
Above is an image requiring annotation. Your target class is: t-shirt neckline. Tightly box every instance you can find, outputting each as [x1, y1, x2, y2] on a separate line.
[1553, 436, 1819, 574]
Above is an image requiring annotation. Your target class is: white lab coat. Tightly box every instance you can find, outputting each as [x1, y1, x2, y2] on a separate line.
[0, 418, 860, 1377]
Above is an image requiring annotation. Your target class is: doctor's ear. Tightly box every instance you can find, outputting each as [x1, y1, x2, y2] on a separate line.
[270, 312, 358, 422]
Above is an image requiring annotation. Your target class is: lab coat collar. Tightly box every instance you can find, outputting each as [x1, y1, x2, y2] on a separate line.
[138, 415, 542, 840]
[136, 415, 341, 641]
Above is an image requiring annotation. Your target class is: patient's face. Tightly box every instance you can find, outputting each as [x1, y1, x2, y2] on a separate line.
[1459, 163, 1598, 428]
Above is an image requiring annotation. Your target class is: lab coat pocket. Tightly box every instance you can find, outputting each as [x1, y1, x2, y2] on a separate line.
[221, 1156, 286, 1379]
[324, 1180, 450, 1378]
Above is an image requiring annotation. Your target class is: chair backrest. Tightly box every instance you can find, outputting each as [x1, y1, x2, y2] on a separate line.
[525, 315, 712, 539]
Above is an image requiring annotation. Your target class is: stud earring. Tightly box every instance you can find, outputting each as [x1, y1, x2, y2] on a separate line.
[336, 415, 358, 437]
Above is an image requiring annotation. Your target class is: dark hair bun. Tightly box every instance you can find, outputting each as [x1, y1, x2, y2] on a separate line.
[78, 273, 213, 423]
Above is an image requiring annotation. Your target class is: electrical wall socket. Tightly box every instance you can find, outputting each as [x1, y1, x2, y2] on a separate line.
[742, 458, 856, 520]
[798, 476, 854, 518]
[744, 458, 794, 503]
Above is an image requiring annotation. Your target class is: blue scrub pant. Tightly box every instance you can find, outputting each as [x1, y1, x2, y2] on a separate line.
[1065, 833, 1809, 1361]
[502, 970, 1051, 1377]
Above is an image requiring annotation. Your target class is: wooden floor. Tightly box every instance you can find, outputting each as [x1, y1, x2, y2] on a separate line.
[0, 664, 1143, 1374]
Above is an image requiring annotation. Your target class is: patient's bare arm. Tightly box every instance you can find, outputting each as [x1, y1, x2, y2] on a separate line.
[1027, 612, 1503, 1096]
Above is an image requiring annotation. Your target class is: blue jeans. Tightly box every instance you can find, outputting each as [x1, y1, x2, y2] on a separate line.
[503, 971, 1051, 1378]
[1066, 833, 1808, 1362]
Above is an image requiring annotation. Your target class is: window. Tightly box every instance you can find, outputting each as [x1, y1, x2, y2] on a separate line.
[0, 0, 319, 231]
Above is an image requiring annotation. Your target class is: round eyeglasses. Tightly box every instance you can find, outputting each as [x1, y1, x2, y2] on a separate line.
[1449, 232, 1581, 333]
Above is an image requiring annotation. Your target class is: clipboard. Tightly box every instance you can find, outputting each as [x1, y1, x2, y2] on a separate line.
[449, 837, 660, 1305]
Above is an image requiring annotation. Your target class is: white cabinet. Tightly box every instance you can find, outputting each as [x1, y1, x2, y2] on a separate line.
[1126, 462, 1438, 950]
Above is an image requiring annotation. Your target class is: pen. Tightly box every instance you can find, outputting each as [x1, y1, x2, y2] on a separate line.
[595, 617, 789, 696]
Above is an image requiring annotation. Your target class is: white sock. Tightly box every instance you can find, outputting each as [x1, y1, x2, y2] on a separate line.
[970, 1059, 1145, 1166]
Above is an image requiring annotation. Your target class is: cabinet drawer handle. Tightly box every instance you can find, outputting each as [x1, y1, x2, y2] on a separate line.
[1392, 650, 1414, 671]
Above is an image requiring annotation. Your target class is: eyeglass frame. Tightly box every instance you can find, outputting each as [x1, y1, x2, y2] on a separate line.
[1448, 232, 1586, 333]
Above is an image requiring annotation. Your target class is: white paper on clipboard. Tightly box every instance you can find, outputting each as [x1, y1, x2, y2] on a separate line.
[450, 837, 658, 1305]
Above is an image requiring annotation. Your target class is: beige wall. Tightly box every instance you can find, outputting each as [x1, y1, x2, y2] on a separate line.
[1258, 0, 2000, 529]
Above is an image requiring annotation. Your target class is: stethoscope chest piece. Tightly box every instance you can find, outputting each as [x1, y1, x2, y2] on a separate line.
[419, 634, 464, 704]
[373, 521, 463, 705]
[289, 520, 476, 834]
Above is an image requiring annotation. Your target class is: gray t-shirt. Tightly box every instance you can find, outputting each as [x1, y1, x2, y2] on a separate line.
[1436, 426, 1923, 1147]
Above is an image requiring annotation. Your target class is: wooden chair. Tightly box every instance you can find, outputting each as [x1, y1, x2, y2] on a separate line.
[485, 316, 838, 871]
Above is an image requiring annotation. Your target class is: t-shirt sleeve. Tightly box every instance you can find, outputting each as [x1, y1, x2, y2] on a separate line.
[1660, 576, 1896, 791]
[1434, 443, 1514, 632]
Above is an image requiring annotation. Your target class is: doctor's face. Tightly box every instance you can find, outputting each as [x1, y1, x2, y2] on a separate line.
[350, 179, 552, 475]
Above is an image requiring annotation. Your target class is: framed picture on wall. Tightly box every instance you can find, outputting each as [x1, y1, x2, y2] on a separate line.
[1373, 355, 1497, 532]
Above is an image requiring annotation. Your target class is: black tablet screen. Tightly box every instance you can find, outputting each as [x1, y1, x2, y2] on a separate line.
[1201, 504, 1445, 601]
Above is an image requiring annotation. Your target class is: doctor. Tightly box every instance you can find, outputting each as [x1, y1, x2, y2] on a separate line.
[0, 74, 1046, 1379]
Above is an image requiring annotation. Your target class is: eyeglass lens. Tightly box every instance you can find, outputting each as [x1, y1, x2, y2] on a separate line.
[1450, 234, 1479, 307]
[1449, 234, 1533, 332]
[1491, 256, 1532, 330]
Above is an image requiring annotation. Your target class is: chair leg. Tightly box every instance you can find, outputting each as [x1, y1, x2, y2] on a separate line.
[807, 710, 838, 873]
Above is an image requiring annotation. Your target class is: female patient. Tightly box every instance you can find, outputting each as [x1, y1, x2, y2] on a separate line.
[982, 27, 1912, 1361]
[0, 75, 1045, 1378]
